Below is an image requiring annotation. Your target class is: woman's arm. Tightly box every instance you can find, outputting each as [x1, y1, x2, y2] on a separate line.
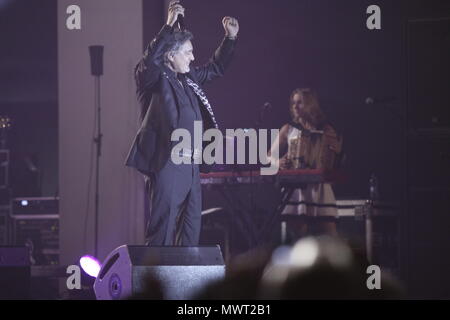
[267, 124, 290, 168]
[323, 124, 343, 153]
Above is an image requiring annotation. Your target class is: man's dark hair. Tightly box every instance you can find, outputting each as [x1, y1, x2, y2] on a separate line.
[163, 29, 194, 64]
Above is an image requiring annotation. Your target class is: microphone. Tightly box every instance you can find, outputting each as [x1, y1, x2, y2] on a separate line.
[262, 102, 272, 110]
[89, 45, 104, 76]
[176, 14, 185, 30]
[365, 96, 397, 105]
[256, 102, 272, 128]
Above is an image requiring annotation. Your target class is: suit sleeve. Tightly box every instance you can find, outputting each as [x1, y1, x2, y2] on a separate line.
[135, 24, 173, 95]
[193, 37, 236, 86]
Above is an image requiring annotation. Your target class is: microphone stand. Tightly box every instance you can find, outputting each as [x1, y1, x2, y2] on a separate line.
[93, 74, 102, 258]
[365, 98, 403, 121]
[89, 45, 104, 258]
[249, 103, 271, 246]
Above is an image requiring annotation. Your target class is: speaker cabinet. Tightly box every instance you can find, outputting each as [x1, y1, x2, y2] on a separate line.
[407, 18, 450, 132]
[404, 187, 450, 298]
[93, 245, 225, 300]
[405, 17, 450, 299]
[0, 246, 30, 299]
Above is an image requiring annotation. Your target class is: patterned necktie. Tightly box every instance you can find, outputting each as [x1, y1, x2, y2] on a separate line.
[185, 77, 219, 129]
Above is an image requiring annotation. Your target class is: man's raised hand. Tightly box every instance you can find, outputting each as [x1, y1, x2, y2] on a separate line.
[167, 1, 185, 27]
[222, 16, 239, 39]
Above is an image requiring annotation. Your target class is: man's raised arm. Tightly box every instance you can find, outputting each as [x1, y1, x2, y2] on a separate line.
[194, 16, 240, 85]
[135, 1, 186, 93]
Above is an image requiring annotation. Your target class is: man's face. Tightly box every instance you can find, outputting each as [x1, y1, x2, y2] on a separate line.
[169, 40, 194, 74]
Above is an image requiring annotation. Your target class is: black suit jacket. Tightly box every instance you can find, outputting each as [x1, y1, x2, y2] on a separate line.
[125, 25, 236, 176]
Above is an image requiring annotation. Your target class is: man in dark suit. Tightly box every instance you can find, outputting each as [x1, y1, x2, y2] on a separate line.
[125, 1, 239, 246]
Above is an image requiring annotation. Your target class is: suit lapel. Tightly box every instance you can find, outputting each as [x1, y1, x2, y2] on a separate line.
[185, 74, 218, 129]
[161, 69, 185, 127]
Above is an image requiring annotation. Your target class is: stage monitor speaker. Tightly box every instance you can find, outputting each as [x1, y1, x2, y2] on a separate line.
[403, 187, 450, 299]
[0, 246, 30, 299]
[93, 245, 225, 300]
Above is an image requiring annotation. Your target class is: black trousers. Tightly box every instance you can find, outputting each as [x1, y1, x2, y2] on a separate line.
[145, 160, 202, 246]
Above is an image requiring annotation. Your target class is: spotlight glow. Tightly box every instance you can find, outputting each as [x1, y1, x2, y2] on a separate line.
[21, 200, 28, 206]
[79, 255, 101, 278]
[290, 238, 319, 268]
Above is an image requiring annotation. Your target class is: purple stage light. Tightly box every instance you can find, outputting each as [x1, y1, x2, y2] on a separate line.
[79, 255, 101, 278]
[0, 0, 14, 11]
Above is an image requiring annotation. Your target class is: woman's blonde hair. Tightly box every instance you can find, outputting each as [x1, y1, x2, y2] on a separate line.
[289, 88, 327, 128]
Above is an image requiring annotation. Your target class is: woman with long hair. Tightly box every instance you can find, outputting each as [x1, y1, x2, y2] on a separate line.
[268, 88, 342, 241]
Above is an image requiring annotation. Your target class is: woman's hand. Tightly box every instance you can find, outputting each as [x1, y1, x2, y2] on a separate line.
[328, 138, 342, 153]
[279, 157, 289, 170]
